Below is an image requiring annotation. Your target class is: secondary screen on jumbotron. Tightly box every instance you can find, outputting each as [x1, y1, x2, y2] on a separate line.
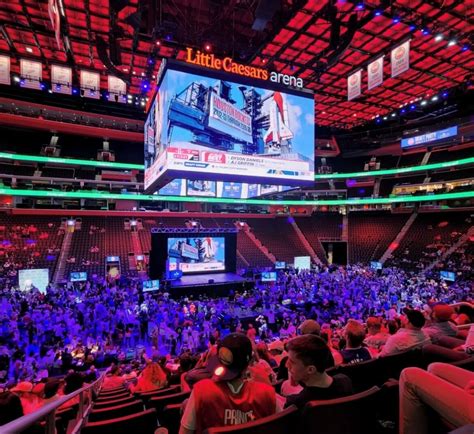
[144, 63, 314, 193]
[167, 236, 225, 273]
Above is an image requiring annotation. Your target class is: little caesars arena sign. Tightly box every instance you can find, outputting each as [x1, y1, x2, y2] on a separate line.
[185, 47, 304, 89]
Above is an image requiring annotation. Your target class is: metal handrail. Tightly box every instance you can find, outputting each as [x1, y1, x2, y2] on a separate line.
[0, 373, 104, 434]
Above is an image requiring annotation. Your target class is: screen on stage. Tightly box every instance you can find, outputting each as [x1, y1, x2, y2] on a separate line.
[150, 229, 237, 279]
[294, 256, 311, 270]
[275, 261, 286, 269]
[440, 270, 456, 282]
[143, 280, 160, 292]
[144, 61, 314, 193]
[167, 236, 226, 273]
[70, 272, 87, 282]
[18, 268, 49, 294]
[262, 271, 277, 282]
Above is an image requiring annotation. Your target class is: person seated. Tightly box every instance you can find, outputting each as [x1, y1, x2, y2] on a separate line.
[101, 365, 125, 390]
[339, 319, 372, 364]
[129, 360, 167, 393]
[379, 309, 430, 357]
[0, 390, 24, 425]
[364, 316, 389, 352]
[399, 362, 474, 434]
[284, 334, 353, 410]
[11, 380, 40, 414]
[179, 333, 279, 434]
[423, 304, 458, 342]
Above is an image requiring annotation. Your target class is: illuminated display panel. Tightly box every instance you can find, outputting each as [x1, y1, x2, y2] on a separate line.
[144, 60, 314, 192]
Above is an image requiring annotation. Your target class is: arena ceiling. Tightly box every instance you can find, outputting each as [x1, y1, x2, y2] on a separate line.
[0, 0, 472, 129]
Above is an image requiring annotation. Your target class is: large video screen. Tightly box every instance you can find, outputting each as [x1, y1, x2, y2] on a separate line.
[144, 63, 314, 192]
[18, 268, 49, 294]
[167, 236, 225, 273]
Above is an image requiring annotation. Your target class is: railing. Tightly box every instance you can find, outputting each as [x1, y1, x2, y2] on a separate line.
[0, 374, 103, 434]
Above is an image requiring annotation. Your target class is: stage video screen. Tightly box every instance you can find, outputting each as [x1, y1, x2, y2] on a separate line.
[18, 268, 49, 294]
[167, 236, 226, 274]
[144, 64, 314, 192]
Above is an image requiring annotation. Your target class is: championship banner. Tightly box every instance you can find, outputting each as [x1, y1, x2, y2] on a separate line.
[0, 55, 10, 85]
[20, 59, 42, 89]
[368, 56, 384, 91]
[80, 70, 100, 99]
[391, 40, 410, 78]
[347, 70, 361, 101]
[108, 76, 126, 103]
[48, 0, 62, 49]
[51, 64, 72, 94]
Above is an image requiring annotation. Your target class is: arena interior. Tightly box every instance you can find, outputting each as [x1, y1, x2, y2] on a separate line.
[0, 1, 473, 433]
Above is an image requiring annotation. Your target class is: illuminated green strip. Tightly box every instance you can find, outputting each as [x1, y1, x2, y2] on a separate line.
[0, 152, 471, 179]
[315, 157, 474, 179]
[0, 187, 472, 206]
[0, 152, 143, 170]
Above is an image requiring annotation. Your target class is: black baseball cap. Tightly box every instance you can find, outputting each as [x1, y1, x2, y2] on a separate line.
[214, 333, 253, 381]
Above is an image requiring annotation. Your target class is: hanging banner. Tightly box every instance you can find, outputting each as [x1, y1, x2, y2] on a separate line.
[80, 70, 100, 99]
[48, 0, 62, 49]
[391, 40, 410, 78]
[0, 55, 10, 85]
[368, 56, 384, 91]
[108, 76, 126, 103]
[20, 59, 42, 89]
[51, 64, 72, 94]
[347, 70, 361, 101]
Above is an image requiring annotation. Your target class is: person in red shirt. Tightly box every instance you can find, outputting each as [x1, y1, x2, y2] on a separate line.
[179, 333, 280, 434]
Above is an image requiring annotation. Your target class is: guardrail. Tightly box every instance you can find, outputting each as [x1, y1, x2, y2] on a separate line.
[0, 374, 103, 434]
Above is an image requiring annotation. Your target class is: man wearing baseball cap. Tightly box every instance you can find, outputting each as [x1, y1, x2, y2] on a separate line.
[379, 309, 430, 357]
[179, 333, 279, 434]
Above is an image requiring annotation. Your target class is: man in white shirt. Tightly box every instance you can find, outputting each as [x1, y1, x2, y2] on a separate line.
[379, 309, 430, 357]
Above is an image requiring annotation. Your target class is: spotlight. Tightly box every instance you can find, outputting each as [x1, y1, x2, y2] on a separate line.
[383, 116, 388, 120]
[148, 59, 154, 65]
[375, 118, 381, 124]
[392, 16, 400, 24]
[431, 95, 438, 101]
[400, 108, 406, 114]
[56, 84, 61, 91]
[356, 1, 364, 10]
[374, 9, 382, 16]
[408, 23, 416, 31]
[442, 91, 448, 98]
[72, 88, 78, 95]
[410, 104, 416, 110]
[420, 100, 427, 106]
[461, 44, 469, 52]
[391, 113, 396, 117]
[156, 40, 161, 46]
[48, 89, 53, 94]
[13, 76, 20, 83]
[204, 43, 211, 51]
[448, 38, 457, 47]
[40, 83, 46, 90]
[434, 34, 444, 42]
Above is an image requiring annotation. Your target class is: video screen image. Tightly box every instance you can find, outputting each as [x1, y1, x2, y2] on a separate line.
[18, 268, 49, 294]
[144, 67, 314, 191]
[70, 272, 87, 282]
[262, 271, 277, 282]
[167, 236, 225, 273]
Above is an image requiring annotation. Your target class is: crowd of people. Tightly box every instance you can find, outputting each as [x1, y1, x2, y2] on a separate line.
[0, 263, 472, 432]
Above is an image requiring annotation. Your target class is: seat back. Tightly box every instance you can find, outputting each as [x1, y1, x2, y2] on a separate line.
[88, 400, 144, 422]
[96, 391, 130, 402]
[146, 391, 190, 415]
[160, 403, 182, 434]
[301, 386, 381, 434]
[93, 395, 137, 409]
[379, 348, 425, 379]
[136, 385, 181, 403]
[203, 405, 298, 434]
[328, 358, 382, 392]
[82, 408, 158, 434]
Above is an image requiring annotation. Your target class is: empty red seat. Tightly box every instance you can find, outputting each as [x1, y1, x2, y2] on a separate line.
[82, 408, 157, 434]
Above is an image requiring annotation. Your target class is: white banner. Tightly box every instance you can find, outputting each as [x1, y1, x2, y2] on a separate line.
[0, 55, 10, 85]
[347, 70, 361, 101]
[51, 64, 72, 94]
[391, 40, 410, 78]
[368, 56, 384, 91]
[80, 70, 100, 99]
[108, 76, 126, 103]
[20, 59, 42, 89]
